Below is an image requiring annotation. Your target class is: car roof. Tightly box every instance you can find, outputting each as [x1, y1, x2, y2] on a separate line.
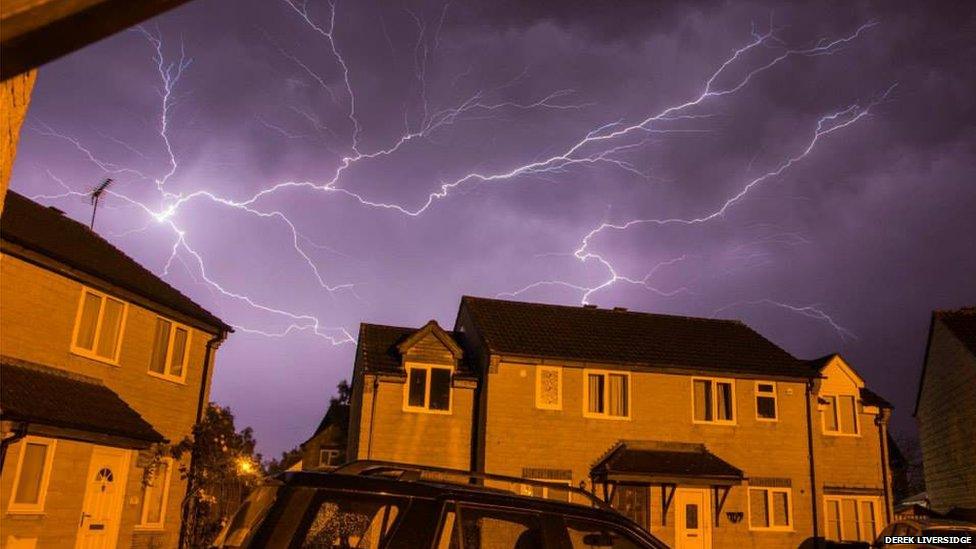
[895, 518, 976, 529]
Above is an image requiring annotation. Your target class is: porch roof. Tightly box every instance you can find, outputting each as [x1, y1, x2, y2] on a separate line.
[1, 357, 165, 448]
[591, 441, 744, 486]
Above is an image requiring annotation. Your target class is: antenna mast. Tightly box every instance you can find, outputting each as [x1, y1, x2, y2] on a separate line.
[89, 178, 114, 230]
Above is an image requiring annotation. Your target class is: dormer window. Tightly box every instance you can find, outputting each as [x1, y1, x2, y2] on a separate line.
[822, 395, 859, 435]
[403, 364, 452, 413]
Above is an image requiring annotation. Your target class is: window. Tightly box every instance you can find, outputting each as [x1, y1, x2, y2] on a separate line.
[71, 288, 127, 363]
[748, 488, 792, 530]
[612, 485, 650, 529]
[756, 382, 777, 420]
[822, 395, 859, 435]
[564, 517, 644, 548]
[693, 378, 735, 424]
[535, 366, 562, 410]
[319, 449, 341, 467]
[139, 458, 173, 529]
[584, 370, 630, 419]
[520, 479, 571, 502]
[824, 496, 882, 542]
[8, 437, 56, 513]
[437, 504, 544, 549]
[403, 364, 452, 413]
[300, 493, 402, 548]
[149, 317, 191, 381]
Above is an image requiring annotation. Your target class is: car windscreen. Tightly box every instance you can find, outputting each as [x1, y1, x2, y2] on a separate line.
[284, 489, 406, 549]
[212, 484, 281, 547]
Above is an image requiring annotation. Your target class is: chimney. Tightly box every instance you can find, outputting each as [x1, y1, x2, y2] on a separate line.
[583, 304, 597, 309]
[613, 307, 628, 312]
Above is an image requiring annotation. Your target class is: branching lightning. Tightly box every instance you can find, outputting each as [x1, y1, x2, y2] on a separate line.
[27, 1, 890, 346]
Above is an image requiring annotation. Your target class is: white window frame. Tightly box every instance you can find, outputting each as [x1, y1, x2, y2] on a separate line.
[748, 487, 793, 531]
[7, 436, 57, 514]
[582, 369, 631, 420]
[823, 496, 883, 542]
[70, 287, 129, 365]
[755, 381, 778, 422]
[319, 449, 340, 467]
[691, 377, 737, 425]
[521, 478, 572, 500]
[821, 394, 860, 436]
[147, 316, 192, 384]
[137, 457, 173, 530]
[402, 363, 453, 415]
[535, 366, 563, 410]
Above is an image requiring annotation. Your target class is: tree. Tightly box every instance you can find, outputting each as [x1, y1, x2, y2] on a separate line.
[162, 403, 264, 548]
[265, 445, 304, 476]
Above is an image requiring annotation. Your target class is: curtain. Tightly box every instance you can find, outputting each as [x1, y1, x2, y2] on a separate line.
[169, 327, 188, 376]
[608, 375, 628, 416]
[749, 489, 769, 528]
[14, 443, 47, 504]
[95, 297, 124, 358]
[74, 292, 101, 350]
[587, 374, 604, 414]
[717, 382, 733, 421]
[693, 380, 711, 421]
[150, 318, 171, 374]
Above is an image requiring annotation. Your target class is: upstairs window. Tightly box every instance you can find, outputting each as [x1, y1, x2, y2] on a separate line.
[693, 378, 735, 424]
[319, 449, 341, 467]
[72, 288, 127, 363]
[535, 366, 562, 410]
[404, 364, 452, 413]
[149, 317, 191, 382]
[756, 382, 778, 421]
[822, 395, 859, 435]
[584, 370, 630, 419]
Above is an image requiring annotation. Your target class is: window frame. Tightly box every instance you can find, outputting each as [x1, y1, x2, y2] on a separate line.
[520, 478, 572, 501]
[137, 457, 174, 530]
[747, 487, 793, 532]
[70, 286, 129, 365]
[582, 369, 631, 420]
[535, 365, 563, 410]
[821, 394, 861, 436]
[147, 316, 192, 384]
[755, 381, 778, 422]
[823, 496, 883, 543]
[319, 448, 340, 467]
[402, 363, 453, 415]
[7, 436, 57, 514]
[691, 377, 737, 425]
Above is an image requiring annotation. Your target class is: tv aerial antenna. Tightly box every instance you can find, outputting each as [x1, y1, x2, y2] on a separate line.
[88, 178, 114, 230]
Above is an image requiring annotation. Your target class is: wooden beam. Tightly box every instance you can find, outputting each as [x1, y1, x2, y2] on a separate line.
[2, 0, 195, 80]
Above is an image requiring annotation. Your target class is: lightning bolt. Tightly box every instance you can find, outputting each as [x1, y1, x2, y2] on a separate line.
[714, 300, 857, 342]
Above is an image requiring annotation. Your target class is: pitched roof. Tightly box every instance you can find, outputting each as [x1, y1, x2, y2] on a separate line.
[1, 191, 230, 332]
[860, 387, 893, 409]
[309, 401, 349, 442]
[0, 357, 164, 445]
[459, 296, 809, 377]
[356, 323, 473, 376]
[591, 441, 743, 484]
[936, 307, 976, 357]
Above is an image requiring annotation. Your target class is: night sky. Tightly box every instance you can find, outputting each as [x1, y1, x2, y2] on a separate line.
[10, 0, 975, 457]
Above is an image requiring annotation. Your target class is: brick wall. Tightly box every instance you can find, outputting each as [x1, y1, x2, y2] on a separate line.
[917, 321, 976, 513]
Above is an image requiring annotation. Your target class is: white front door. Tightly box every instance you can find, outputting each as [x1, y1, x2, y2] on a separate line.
[674, 488, 712, 549]
[76, 447, 131, 549]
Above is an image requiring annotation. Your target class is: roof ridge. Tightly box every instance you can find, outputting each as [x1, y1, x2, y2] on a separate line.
[1, 355, 104, 386]
[462, 295, 746, 325]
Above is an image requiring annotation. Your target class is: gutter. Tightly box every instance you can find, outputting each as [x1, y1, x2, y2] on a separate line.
[805, 380, 821, 547]
[877, 410, 893, 523]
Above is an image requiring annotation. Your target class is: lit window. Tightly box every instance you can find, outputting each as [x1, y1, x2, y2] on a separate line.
[824, 497, 881, 542]
[404, 365, 452, 413]
[72, 288, 127, 363]
[693, 378, 735, 423]
[749, 488, 792, 530]
[822, 395, 859, 435]
[149, 317, 191, 381]
[139, 458, 173, 528]
[319, 449, 341, 467]
[535, 366, 562, 410]
[8, 437, 56, 513]
[520, 479, 571, 502]
[756, 382, 777, 420]
[584, 370, 630, 419]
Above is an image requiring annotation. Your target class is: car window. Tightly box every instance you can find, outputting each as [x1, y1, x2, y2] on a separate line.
[438, 504, 544, 549]
[213, 485, 280, 547]
[299, 493, 402, 549]
[563, 517, 643, 548]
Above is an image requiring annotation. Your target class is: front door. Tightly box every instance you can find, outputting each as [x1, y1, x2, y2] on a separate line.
[76, 447, 131, 549]
[674, 488, 711, 549]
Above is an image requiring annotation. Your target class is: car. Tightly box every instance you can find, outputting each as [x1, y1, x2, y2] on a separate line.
[212, 460, 669, 548]
[873, 517, 976, 548]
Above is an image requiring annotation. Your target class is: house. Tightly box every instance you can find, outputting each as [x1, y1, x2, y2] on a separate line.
[345, 296, 894, 548]
[0, 192, 232, 548]
[300, 400, 349, 471]
[914, 307, 976, 519]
